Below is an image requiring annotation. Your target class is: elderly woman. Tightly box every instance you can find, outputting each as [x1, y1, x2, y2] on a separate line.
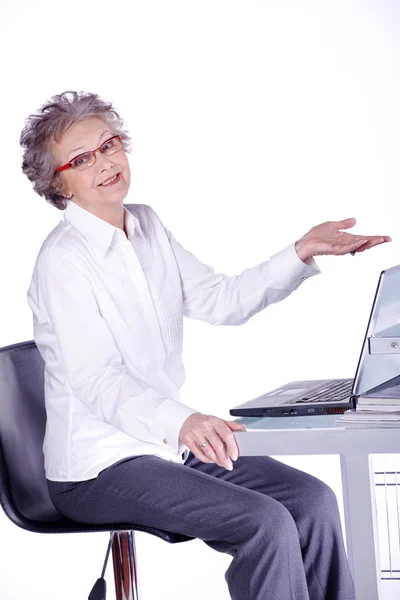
[22, 90, 390, 600]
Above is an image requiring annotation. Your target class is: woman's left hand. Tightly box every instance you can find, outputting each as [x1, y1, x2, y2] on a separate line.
[295, 217, 392, 262]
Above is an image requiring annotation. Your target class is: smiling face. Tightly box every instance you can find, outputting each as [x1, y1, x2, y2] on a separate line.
[52, 117, 131, 214]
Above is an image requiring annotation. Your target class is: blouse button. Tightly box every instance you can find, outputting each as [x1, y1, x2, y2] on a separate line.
[163, 438, 168, 445]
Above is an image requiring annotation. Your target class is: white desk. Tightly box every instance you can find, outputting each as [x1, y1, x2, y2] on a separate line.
[234, 414, 400, 600]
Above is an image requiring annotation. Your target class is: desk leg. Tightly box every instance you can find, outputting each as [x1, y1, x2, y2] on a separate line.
[340, 453, 381, 600]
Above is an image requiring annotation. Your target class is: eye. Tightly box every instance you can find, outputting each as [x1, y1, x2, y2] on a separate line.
[101, 138, 115, 152]
[71, 152, 92, 168]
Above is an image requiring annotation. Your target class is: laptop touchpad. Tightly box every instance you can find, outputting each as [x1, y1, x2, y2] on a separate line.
[274, 388, 309, 405]
[274, 388, 308, 396]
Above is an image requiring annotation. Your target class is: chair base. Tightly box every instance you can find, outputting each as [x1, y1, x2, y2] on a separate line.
[112, 531, 139, 600]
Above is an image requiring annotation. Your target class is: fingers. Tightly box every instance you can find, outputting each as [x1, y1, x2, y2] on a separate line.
[330, 233, 389, 256]
[225, 420, 248, 431]
[347, 237, 371, 252]
[352, 235, 388, 249]
[199, 430, 233, 469]
[350, 236, 389, 254]
[334, 217, 356, 230]
[325, 235, 367, 256]
[298, 218, 391, 257]
[214, 424, 240, 463]
[179, 414, 246, 470]
[186, 441, 215, 465]
[193, 423, 240, 469]
[224, 420, 247, 459]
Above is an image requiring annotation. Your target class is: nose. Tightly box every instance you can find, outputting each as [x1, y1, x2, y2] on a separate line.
[95, 149, 114, 171]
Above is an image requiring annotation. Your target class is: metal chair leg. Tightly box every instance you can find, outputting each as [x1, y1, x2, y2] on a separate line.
[112, 531, 139, 600]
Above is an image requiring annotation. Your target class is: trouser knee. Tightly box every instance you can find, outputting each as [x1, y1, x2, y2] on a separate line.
[245, 496, 299, 548]
[297, 475, 341, 529]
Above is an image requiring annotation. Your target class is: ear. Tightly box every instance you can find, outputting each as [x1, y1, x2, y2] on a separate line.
[51, 173, 72, 199]
[52, 185, 73, 200]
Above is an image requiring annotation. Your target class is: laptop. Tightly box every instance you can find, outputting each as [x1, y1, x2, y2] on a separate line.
[230, 263, 400, 417]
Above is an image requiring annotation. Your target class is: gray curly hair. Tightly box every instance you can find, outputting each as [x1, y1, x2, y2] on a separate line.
[20, 90, 132, 211]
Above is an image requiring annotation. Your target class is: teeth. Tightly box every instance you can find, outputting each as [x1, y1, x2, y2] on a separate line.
[102, 174, 118, 185]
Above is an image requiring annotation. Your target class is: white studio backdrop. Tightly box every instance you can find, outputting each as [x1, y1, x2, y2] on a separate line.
[1, 1, 400, 598]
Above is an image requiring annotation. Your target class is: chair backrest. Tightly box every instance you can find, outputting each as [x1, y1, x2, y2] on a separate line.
[0, 340, 62, 525]
[0, 340, 195, 543]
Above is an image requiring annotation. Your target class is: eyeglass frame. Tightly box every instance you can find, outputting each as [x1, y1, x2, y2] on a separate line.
[54, 135, 123, 174]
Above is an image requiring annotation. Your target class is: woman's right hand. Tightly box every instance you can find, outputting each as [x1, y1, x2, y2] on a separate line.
[179, 412, 247, 470]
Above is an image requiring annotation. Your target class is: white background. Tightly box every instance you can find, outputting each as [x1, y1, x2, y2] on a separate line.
[1, 1, 400, 598]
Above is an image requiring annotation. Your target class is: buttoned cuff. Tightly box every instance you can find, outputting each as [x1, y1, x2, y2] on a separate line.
[267, 243, 321, 289]
[151, 399, 199, 455]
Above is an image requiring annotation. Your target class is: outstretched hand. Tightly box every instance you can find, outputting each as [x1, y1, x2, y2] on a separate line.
[295, 218, 391, 262]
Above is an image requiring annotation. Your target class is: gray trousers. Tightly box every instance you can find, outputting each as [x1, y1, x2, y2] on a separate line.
[47, 453, 355, 600]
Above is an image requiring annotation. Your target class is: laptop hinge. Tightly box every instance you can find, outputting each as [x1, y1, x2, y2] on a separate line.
[368, 336, 400, 355]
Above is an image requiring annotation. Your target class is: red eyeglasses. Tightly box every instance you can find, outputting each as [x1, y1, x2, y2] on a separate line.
[54, 135, 123, 173]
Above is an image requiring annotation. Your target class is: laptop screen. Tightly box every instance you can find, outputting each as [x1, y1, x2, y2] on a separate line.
[352, 263, 400, 397]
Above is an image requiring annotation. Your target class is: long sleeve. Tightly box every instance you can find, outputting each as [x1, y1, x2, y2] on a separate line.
[34, 247, 196, 455]
[159, 218, 321, 326]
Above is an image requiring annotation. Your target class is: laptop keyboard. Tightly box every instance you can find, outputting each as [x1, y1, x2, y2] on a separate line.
[295, 380, 353, 403]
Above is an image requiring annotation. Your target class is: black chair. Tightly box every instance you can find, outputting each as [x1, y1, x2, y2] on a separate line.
[0, 340, 193, 599]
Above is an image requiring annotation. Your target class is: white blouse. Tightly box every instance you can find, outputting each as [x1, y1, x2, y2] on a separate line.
[26, 200, 321, 481]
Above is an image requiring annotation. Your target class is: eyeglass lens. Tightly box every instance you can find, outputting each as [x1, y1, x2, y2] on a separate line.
[70, 137, 122, 169]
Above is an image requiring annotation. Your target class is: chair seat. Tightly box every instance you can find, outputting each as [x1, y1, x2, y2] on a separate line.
[16, 514, 194, 544]
[0, 482, 193, 543]
[1, 479, 193, 543]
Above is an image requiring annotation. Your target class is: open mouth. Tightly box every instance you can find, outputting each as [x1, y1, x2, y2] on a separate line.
[99, 173, 121, 187]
